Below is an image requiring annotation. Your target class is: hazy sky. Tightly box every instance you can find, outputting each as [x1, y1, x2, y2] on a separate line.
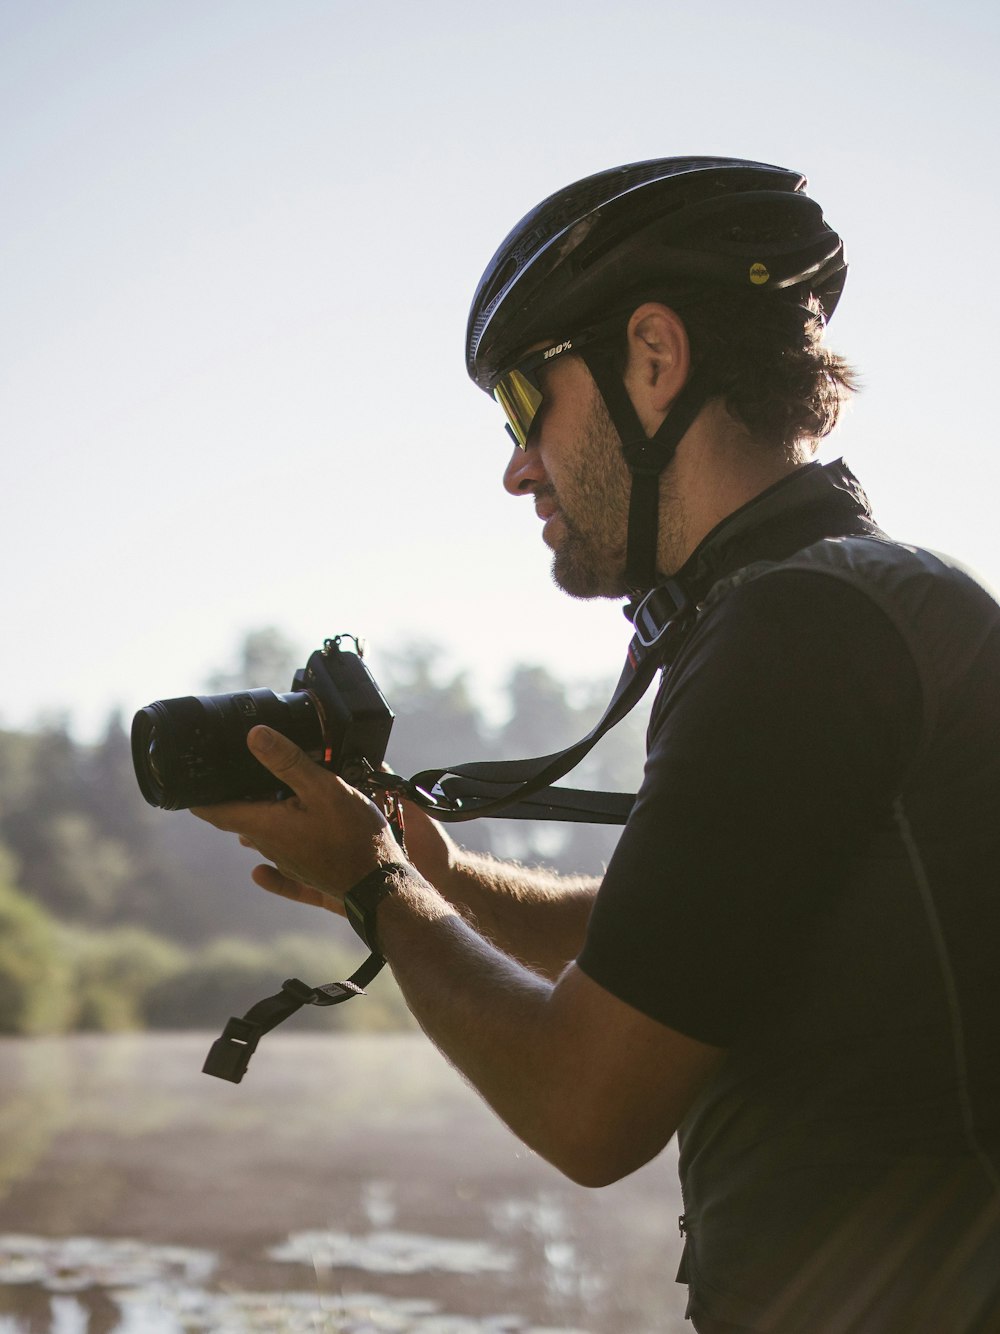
[3, 0, 998, 739]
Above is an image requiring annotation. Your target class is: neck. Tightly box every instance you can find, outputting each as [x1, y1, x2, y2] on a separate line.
[656, 402, 815, 575]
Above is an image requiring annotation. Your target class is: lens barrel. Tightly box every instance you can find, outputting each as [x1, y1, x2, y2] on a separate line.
[131, 688, 323, 810]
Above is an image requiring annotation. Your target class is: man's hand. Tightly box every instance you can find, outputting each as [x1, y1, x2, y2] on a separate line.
[192, 725, 407, 913]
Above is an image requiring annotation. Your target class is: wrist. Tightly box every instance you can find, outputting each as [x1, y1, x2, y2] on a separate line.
[343, 862, 410, 957]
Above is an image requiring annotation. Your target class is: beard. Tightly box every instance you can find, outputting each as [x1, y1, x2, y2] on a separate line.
[551, 511, 627, 599]
[546, 395, 632, 600]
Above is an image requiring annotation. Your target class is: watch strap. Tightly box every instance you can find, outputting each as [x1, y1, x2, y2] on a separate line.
[343, 862, 408, 957]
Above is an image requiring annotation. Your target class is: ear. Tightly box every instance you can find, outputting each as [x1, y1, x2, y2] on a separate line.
[621, 303, 691, 435]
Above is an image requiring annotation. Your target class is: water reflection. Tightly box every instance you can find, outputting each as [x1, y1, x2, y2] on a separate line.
[0, 1044, 75, 1204]
[0, 1235, 215, 1291]
[490, 1196, 606, 1309]
[0, 1036, 686, 1333]
[269, 1228, 514, 1275]
[0, 1232, 588, 1332]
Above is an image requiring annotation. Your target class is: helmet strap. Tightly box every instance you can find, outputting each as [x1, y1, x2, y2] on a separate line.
[581, 344, 709, 594]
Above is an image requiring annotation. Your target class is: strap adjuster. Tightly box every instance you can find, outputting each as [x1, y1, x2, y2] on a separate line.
[631, 579, 691, 650]
[281, 977, 320, 1005]
[312, 979, 366, 1005]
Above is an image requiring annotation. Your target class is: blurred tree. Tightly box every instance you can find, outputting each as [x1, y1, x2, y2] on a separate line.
[0, 860, 74, 1034]
[31, 812, 136, 920]
[480, 665, 652, 876]
[498, 664, 582, 760]
[380, 641, 488, 773]
[205, 626, 302, 692]
[145, 937, 286, 1029]
[82, 712, 158, 848]
[61, 926, 185, 1031]
[0, 728, 39, 811]
[145, 809, 317, 944]
[0, 725, 116, 920]
[26, 720, 82, 812]
[141, 930, 414, 1032]
[380, 642, 496, 859]
[555, 681, 652, 875]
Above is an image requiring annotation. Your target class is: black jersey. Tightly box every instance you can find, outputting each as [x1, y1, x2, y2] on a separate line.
[578, 461, 1000, 1332]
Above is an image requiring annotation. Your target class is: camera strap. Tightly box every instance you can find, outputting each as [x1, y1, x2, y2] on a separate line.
[384, 577, 697, 825]
[202, 956, 385, 1083]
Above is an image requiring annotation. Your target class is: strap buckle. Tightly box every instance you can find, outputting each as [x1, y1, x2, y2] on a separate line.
[631, 579, 691, 650]
[202, 1016, 262, 1083]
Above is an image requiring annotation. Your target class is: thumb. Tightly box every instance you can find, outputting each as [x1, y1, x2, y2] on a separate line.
[247, 726, 318, 794]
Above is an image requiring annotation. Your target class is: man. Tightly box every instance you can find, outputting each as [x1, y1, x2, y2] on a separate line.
[196, 158, 1000, 1331]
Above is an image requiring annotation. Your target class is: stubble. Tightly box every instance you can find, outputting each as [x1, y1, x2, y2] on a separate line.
[548, 394, 632, 601]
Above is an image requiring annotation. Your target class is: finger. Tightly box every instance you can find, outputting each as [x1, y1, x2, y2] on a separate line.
[191, 802, 256, 829]
[246, 726, 331, 798]
[252, 863, 335, 910]
[190, 800, 278, 833]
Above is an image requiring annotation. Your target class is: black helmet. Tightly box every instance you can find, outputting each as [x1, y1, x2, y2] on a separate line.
[467, 157, 847, 594]
[467, 156, 846, 393]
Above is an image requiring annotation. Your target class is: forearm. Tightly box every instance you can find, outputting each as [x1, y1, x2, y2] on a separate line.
[373, 871, 716, 1188]
[396, 799, 597, 976]
[376, 875, 597, 1179]
[432, 850, 598, 980]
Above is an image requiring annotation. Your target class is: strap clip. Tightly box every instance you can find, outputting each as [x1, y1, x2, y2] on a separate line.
[631, 579, 691, 650]
[202, 1016, 262, 1083]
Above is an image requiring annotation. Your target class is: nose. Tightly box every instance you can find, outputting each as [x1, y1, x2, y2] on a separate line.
[503, 439, 547, 496]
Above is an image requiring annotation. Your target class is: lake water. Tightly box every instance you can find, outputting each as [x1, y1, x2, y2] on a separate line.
[0, 1034, 688, 1333]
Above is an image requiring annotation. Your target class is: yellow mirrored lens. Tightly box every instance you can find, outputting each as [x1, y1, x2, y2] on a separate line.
[494, 370, 542, 448]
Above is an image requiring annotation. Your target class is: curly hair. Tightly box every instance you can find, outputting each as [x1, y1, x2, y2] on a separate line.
[660, 285, 860, 454]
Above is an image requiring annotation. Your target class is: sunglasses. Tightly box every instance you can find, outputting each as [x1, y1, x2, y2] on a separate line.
[493, 317, 622, 448]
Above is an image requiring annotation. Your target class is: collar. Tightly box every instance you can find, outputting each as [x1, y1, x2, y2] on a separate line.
[625, 459, 881, 624]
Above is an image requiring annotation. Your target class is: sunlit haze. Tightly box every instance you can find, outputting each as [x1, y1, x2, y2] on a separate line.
[3, 1, 997, 738]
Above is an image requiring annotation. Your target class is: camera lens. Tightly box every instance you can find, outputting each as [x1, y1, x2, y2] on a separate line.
[146, 729, 166, 791]
[131, 688, 324, 810]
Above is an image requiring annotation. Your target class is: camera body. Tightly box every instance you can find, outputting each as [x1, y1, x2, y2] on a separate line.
[132, 636, 394, 811]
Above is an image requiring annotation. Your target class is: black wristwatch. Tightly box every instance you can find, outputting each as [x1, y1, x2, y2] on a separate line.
[343, 862, 408, 957]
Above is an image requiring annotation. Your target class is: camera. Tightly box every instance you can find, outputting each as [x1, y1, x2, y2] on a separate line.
[131, 636, 394, 811]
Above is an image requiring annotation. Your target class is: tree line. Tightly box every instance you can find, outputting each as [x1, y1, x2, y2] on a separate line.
[0, 630, 649, 1035]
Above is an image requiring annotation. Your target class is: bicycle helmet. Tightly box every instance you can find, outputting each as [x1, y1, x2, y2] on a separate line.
[467, 157, 847, 592]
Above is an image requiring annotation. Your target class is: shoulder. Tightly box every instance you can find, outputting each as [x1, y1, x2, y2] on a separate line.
[643, 547, 925, 808]
[661, 546, 923, 721]
[704, 535, 1000, 645]
[672, 536, 999, 748]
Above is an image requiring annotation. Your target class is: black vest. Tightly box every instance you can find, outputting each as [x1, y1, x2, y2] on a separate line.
[676, 534, 1000, 1332]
